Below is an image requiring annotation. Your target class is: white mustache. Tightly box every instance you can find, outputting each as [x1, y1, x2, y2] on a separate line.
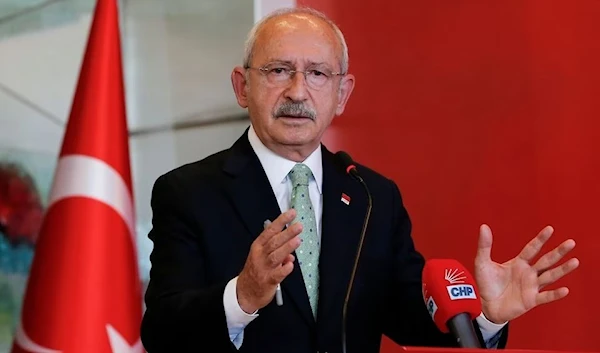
[274, 103, 316, 120]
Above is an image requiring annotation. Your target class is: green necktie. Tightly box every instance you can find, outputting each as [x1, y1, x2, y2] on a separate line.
[289, 163, 320, 318]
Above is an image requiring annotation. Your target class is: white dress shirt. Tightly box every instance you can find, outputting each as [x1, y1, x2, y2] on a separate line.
[222, 125, 506, 349]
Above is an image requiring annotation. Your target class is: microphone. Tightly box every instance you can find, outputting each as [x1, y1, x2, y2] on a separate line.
[422, 259, 483, 348]
[336, 151, 362, 182]
[336, 151, 373, 353]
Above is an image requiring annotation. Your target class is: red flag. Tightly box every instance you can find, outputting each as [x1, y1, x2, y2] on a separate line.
[11, 0, 142, 352]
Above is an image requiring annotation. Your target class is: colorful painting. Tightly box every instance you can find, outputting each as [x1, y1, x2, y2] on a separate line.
[0, 147, 56, 351]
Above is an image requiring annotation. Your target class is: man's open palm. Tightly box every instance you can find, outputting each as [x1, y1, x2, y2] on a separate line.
[474, 224, 580, 324]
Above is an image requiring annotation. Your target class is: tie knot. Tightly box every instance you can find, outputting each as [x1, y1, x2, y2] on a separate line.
[289, 163, 313, 186]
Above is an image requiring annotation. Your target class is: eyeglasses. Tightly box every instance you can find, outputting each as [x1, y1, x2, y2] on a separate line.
[246, 63, 344, 90]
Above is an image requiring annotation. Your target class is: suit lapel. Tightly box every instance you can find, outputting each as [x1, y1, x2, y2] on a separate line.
[222, 130, 315, 326]
[317, 148, 367, 327]
[223, 131, 282, 241]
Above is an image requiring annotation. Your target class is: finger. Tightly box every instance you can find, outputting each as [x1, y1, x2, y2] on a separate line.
[257, 209, 297, 245]
[266, 235, 302, 268]
[539, 257, 580, 289]
[282, 254, 295, 265]
[536, 287, 569, 306]
[272, 261, 294, 284]
[263, 221, 303, 253]
[518, 225, 554, 262]
[533, 239, 576, 272]
[475, 224, 493, 265]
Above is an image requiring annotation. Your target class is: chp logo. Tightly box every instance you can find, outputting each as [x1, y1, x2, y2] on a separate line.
[422, 284, 438, 319]
[445, 268, 477, 300]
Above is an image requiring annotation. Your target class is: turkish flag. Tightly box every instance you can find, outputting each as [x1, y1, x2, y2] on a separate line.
[11, 0, 143, 352]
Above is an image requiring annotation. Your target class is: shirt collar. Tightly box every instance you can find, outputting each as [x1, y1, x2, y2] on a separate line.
[247, 124, 323, 194]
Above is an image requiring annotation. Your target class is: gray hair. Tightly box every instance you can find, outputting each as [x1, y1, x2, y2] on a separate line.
[242, 7, 349, 74]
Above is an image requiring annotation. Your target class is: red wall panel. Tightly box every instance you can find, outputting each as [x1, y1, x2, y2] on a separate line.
[297, 0, 599, 351]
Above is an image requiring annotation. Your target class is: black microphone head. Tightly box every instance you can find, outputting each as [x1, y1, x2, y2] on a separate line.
[335, 151, 358, 176]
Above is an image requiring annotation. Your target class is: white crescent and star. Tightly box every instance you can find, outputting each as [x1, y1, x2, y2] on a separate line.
[106, 325, 144, 353]
[14, 322, 60, 353]
[48, 155, 136, 241]
[14, 154, 142, 353]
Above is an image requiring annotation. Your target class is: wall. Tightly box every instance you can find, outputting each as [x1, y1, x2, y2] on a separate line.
[0, 1, 264, 350]
[0, 0, 259, 284]
[298, 0, 598, 351]
[3, 0, 596, 350]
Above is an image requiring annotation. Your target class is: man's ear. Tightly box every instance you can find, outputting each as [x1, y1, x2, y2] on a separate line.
[335, 73, 355, 115]
[231, 66, 249, 108]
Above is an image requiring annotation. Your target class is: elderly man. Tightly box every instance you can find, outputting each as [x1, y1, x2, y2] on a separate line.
[140, 7, 579, 353]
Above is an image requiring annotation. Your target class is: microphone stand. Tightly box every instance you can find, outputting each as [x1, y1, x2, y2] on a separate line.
[342, 170, 373, 353]
[448, 313, 482, 348]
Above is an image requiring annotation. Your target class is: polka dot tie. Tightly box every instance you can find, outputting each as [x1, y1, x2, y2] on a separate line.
[289, 163, 320, 318]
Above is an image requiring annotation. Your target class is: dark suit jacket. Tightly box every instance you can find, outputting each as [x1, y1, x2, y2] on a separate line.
[140, 129, 508, 353]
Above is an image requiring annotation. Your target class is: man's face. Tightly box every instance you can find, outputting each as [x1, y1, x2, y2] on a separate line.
[231, 13, 355, 158]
